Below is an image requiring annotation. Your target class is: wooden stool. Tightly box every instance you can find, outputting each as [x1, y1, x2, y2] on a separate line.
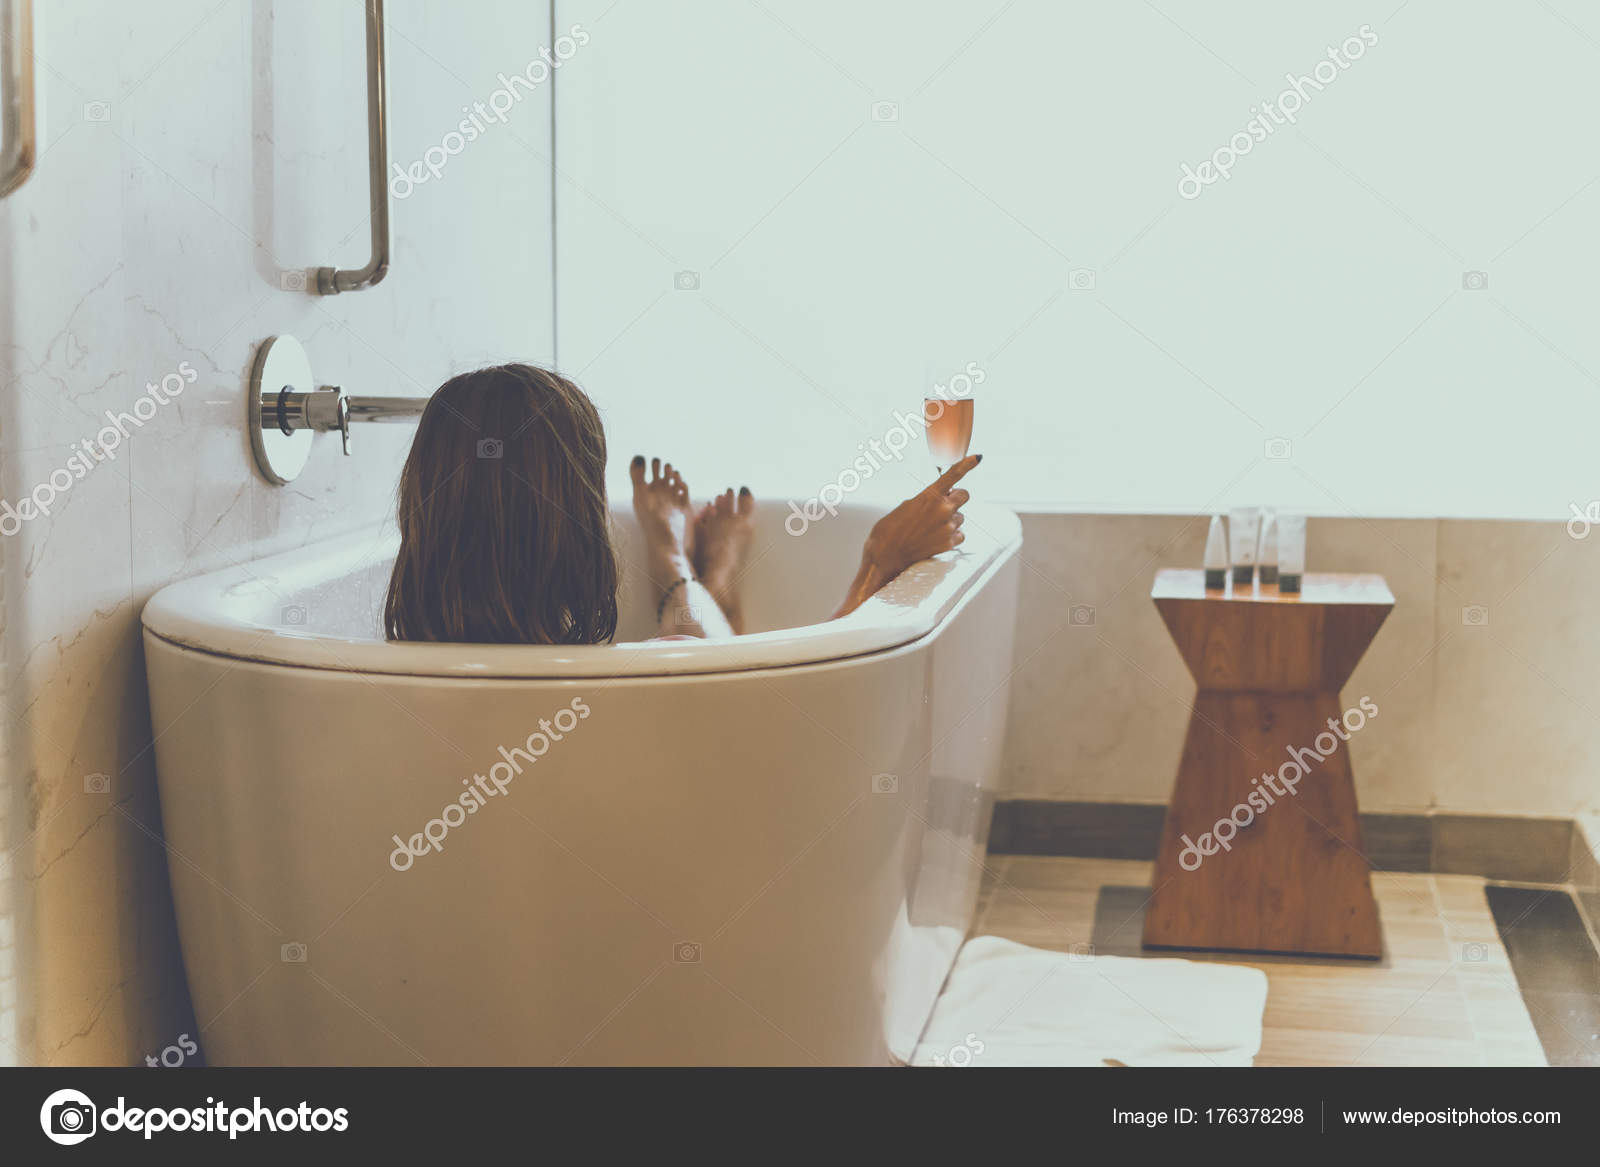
[1141, 569, 1393, 958]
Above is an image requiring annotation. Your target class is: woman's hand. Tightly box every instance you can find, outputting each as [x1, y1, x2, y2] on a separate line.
[863, 453, 980, 578]
[833, 454, 982, 618]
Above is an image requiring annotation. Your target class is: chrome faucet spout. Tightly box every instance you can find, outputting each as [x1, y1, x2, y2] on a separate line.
[344, 395, 430, 424]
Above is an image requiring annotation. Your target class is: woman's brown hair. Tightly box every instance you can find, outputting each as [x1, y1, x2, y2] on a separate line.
[385, 364, 618, 644]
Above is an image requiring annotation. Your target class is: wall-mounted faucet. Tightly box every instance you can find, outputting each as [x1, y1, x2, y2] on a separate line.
[264, 386, 427, 455]
[248, 334, 427, 484]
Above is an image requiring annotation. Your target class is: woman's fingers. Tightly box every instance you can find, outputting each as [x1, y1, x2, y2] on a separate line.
[630, 455, 647, 487]
[951, 510, 965, 528]
[930, 452, 982, 494]
[946, 487, 970, 508]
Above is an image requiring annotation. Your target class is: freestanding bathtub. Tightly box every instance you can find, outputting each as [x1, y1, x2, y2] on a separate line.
[141, 499, 1022, 1065]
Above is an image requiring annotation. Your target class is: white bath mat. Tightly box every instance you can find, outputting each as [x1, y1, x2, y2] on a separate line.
[912, 936, 1268, 1067]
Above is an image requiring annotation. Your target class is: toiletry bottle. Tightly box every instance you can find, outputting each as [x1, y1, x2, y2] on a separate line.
[1204, 515, 1228, 591]
[1257, 512, 1278, 586]
[1277, 515, 1305, 594]
[1228, 507, 1259, 586]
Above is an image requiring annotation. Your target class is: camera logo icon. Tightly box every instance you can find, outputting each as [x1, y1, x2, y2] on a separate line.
[281, 941, 308, 963]
[84, 772, 111, 794]
[82, 101, 112, 122]
[1068, 268, 1096, 291]
[1264, 437, 1292, 460]
[1568, 501, 1600, 540]
[40, 1089, 97, 1145]
[477, 438, 504, 459]
[281, 605, 307, 626]
[673, 941, 701, 963]
[1461, 942, 1489, 963]
[674, 270, 700, 291]
[1069, 604, 1096, 627]
[871, 101, 899, 122]
[1461, 604, 1489, 627]
[1068, 943, 1096, 963]
[1461, 270, 1489, 291]
[871, 773, 898, 794]
[279, 269, 309, 292]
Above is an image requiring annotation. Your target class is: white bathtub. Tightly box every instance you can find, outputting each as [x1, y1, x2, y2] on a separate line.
[141, 500, 1022, 1065]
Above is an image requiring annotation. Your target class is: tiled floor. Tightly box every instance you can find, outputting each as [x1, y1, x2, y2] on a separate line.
[1485, 886, 1600, 1065]
[974, 857, 1551, 1066]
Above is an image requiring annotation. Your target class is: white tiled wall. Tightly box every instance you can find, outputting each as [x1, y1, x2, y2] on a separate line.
[554, 0, 1600, 521]
[0, 0, 556, 1065]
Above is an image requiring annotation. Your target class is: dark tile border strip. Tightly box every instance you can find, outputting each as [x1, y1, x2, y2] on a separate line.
[989, 799, 1576, 881]
[1485, 885, 1600, 1067]
[987, 800, 1165, 861]
[1570, 820, 1600, 943]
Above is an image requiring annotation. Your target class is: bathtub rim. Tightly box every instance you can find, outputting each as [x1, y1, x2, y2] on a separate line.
[140, 502, 1022, 679]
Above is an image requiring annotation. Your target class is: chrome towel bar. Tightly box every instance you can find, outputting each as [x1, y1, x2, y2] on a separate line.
[316, 0, 389, 294]
[0, 0, 35, 199]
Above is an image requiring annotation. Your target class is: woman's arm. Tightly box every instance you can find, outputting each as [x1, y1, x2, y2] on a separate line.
[832, 454, 981, 620]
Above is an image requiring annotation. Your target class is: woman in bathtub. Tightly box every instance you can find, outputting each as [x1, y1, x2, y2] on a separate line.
[384, 363, 979, 644]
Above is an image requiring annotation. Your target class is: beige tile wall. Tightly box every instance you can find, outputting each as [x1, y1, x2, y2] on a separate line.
[1002, 513, 1600, 822]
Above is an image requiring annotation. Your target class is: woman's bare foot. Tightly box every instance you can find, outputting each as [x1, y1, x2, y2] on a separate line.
[630, 456, 695, 584]
[693, 487, 756, 633]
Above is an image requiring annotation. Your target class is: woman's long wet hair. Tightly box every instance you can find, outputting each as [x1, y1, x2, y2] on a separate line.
[384, 364, 618, 645]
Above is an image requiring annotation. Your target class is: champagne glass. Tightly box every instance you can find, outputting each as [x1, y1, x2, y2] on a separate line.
[922, 362, 977, 474]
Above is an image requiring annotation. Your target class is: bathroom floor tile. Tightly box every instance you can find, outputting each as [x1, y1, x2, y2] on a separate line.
[1515, 993, 1600, 1066]
[1001, 855, 1152, 891]
[1484, 884, 1600, 1065]
[972, 858, 1549, 1066]
[1477, 1036, 1550, 1066]
[1434, 874, 1491, 913]
[1485, 885, 1600, 993]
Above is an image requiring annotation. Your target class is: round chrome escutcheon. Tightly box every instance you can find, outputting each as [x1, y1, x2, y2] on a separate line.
[248, 335, 315, 484]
